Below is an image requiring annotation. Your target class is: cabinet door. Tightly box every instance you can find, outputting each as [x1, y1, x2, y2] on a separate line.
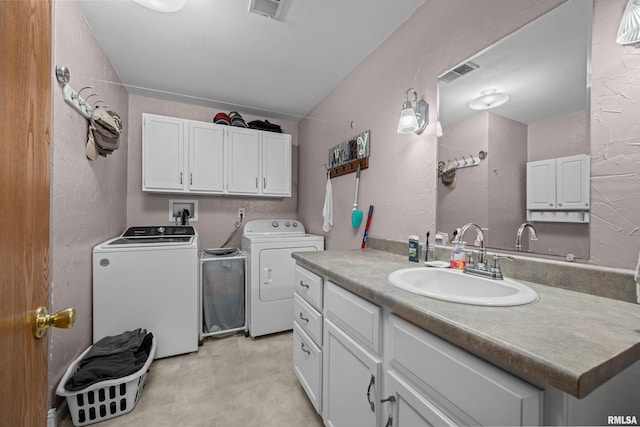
[385, 371, 457, 427]
[323, 318, 381, 427]
[526, 158, 556, 209]
[188, 121, 225, 193]
[261, 132, 291, 196]
[293, 323, 323, 414]
[226, 127, 260, 194]
[142, 114, 186, 192]
[556, 154, 589, 210]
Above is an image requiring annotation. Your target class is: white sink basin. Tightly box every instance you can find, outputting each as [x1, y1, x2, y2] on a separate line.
[388, 267, 538, 306]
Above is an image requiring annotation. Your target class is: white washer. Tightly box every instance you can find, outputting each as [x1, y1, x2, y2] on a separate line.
[92, 226, 199, 358]
[242, 219, 324, 338]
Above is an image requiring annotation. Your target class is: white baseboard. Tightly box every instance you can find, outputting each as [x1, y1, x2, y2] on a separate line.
[47, 400, 68, 427]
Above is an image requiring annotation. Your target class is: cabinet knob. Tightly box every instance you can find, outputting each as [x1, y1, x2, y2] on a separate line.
[558, 202, 563, 207]
[299, 312, 309, 323]
[299, 280, 309, 289]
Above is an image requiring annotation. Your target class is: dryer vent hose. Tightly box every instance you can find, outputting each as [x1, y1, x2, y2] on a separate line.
[220, 215, 244, 248]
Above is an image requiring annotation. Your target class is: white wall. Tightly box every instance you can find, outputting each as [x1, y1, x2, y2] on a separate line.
[50, 0, 129, 406]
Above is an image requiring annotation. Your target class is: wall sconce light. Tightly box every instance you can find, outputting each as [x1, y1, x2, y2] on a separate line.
[468, 89, 510, 111]
[617, 0, 640, 46]
[397, 88, 429, 135]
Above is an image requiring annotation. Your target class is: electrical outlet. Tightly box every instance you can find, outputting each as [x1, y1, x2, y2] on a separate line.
[238, 207, 245, 218]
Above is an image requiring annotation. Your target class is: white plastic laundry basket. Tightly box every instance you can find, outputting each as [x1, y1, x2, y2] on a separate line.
[56, 336, 156, 426]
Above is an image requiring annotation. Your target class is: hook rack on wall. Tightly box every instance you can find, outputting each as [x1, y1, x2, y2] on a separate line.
[441, 150, 487, 171]
[449, 155, 481, 169]
[55, 65, 103, 119]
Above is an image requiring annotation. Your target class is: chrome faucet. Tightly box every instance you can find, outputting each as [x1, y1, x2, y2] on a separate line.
[515, 222, 538, 251]
[454, 223, 487, 269]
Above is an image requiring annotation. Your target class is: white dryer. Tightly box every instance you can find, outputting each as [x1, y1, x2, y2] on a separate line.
[241, 219, 324, 337]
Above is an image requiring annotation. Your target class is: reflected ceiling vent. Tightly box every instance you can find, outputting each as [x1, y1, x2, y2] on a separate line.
[439, 61, 479, 83]
[249, 0, 285, 20]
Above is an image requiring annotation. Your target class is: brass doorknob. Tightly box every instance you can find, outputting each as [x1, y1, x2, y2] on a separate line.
[33, 307, 76, 339]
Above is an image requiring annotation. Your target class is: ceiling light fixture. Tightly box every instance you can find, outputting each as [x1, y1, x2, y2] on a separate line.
[133, 0, 186, 13]
[397, 88, 429, 135]
[617, 0, 640, 46]
[468, 89, 510, 111]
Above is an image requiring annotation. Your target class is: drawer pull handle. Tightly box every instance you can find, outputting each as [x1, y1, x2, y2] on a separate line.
[299, 312, 309, 323]
[299, 280, 309, 289]
[382, 395, 396, 427]
[366, 374, 375, 412]
[300, 342, 310, 356]
[381, 395, 396, 404]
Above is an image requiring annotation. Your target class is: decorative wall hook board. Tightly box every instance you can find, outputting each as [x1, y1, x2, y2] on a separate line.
[327, 130, 370, 178]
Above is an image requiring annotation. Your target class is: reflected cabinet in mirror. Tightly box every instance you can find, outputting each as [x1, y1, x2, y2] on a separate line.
[436, 0, 592, 259]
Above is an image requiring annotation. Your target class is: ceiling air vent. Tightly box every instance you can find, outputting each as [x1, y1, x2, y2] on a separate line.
[248, 0, 284, 20]
[439, 61, 479, 83]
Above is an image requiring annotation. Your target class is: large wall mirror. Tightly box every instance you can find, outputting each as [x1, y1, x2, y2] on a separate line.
[436, 0, 592, 259]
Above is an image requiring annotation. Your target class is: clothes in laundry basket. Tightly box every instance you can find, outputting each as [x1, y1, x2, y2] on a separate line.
[64, 329, 153, 391]
[202, 259, 245, 333]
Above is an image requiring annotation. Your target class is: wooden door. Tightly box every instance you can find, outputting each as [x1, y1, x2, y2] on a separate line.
[0, 1, 52, 425]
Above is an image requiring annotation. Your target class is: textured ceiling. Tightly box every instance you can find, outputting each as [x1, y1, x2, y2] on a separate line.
[76, 0, 426, 121]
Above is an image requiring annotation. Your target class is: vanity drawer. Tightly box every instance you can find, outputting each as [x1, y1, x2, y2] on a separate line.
[324, 281, 381, 354]
[293, 322, 322, 414]
[388, 315, 542, 426]
[294, 293, 322, 345]
[295, 265, 323, 310]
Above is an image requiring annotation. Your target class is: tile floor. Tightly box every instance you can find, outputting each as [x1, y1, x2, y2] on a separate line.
[59, 331, 323, 427]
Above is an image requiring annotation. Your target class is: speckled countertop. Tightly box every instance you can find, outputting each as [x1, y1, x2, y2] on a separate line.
[292, 248, 640, 399]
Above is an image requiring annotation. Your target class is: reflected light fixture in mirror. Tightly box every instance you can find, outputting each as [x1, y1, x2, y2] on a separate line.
[397, 88, 429, 134]
[133, 0, 186, 12]
[468, 89, 510, 110]
[617, 0, 640, 46]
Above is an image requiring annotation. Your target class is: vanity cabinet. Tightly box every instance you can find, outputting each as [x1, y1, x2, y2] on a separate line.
[293, 266, 324, 413]
[526, 154, 590, 222]
[323, 281, 382, 427]
[142, 113, 291, 197]
[385, 315, 542, 426]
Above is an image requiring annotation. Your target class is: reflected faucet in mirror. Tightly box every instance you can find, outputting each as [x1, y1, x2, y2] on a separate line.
[515, 222, 538, 251]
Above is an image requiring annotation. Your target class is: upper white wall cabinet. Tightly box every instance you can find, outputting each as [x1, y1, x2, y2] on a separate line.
[142, 113, 291, 197]
[526, 154, 590, 222]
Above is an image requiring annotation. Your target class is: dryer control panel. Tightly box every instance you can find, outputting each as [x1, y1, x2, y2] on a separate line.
[243, 219, 305, 235]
